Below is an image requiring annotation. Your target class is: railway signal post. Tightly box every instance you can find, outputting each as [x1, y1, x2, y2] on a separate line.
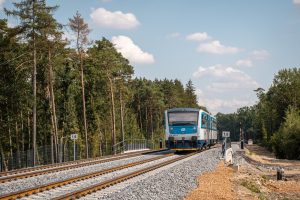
[71, 134, 78, 161]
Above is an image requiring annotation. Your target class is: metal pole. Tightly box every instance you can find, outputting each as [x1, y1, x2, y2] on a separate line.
[240, 122, 244, 149]
[0, 154, 2, 172]
[73, 139, 76, 161]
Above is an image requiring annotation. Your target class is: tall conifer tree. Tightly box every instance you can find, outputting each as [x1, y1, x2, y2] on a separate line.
[5, 0, 59, 166]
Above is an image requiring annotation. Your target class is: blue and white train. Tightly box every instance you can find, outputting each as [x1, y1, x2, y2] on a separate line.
[165, 108, 217, 150]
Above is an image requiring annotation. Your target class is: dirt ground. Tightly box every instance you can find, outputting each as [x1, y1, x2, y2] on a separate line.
[185, 144, 300, 200]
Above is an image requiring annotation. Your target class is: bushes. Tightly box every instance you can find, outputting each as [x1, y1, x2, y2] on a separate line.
[271, 107, 300, 160]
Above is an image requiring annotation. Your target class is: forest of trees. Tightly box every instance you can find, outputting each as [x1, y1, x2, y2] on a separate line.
[1, 1, 298, 171]
[0, 1, 200, 169]
[216, 68, 300, 160]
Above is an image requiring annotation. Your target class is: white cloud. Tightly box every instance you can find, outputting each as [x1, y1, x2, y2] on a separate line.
[193, 64, 259, 113]
[186, 32, 211, 41]
[235, 59, 253, 67]
[197, 40, 241, 54]
[0, 0, 5, 7]
[234, 49, 270, 68]
[293, 0, 300, 5]
[251, 49, 270, 60]
[112, 35, 155, 65]
[200, 98, 254, 114]
[90, 8, 140, 29]
[62, 30, 76, 42]
[193, 64, 259, 89]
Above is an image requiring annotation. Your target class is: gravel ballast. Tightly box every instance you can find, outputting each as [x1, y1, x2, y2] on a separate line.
[0, 154, 162, 196]
[84, 147, 221, 200]
[21, 155, 181, 199]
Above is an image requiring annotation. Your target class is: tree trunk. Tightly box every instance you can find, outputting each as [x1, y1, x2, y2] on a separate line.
[150, 109, 154, 141]
[48, 48, 58, 162]
[120, 91, 125, 145]
[138, 95, 142, 132]
[15, 120, 21, 168]
[32, 0, 37, 166]
[7, 112, 13, 158]
[21, 111, 24, 152]
[48, 94, 55, 164]
[27, 110, 31, 150]
[0, 144, 7, 171]
[80, 52, 88, 158]
[146, 106, 149, 139]
[108, 76, 116, 154]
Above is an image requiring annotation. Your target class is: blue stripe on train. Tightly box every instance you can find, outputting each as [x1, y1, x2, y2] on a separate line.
[169, 125, 197, 134]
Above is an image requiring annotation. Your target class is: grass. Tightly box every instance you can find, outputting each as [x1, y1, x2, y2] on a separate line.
[241, 180, 261, 193]
[261, 175, 269, 180]
[261, 175, 270, 184]
[258, 194, 267, 200]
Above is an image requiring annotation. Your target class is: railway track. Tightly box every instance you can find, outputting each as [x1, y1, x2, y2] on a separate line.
[53, 152, 198, 200]
[0, 152, 174, 200]
[0, 149, 166, 183]
[0, 146, 219, 200]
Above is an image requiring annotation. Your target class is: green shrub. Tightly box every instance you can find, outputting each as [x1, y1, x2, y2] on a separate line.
[271, 107, 300, 160]
[241, 180, 261, 193]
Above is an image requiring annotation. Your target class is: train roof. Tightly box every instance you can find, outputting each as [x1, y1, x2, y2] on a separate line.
[166, 108, 200, 113]
[166, 108, 216, 119]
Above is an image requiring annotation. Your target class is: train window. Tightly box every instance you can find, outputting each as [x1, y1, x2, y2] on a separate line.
[201, 113, 207, 128]
[168, 112, 198, 126]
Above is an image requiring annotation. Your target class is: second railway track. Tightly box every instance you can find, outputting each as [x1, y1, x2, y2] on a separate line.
[53, 152, 198, 200]
[0, 149, 166, 183]
[0, 146, 220, 200]
[0, 151, 174, 200]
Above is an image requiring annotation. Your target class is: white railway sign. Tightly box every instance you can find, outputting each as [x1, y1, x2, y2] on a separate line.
[222, 131, 230, 138]
[71, 134, 78, 140]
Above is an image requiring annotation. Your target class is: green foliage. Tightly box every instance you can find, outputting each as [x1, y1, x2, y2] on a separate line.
[241, 180, 261, 193]
[0, 2, 205, 164]
[271, 107, 300, 159]
[217, 68, 300, 160]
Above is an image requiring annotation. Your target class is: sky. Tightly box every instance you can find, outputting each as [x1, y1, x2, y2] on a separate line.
[1, 0, 300, 114]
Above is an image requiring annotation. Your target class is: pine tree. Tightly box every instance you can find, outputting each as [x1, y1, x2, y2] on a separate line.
[184, 80, 198, 108]
[69, 11, 90, 158]
[5, 0, 59, 166]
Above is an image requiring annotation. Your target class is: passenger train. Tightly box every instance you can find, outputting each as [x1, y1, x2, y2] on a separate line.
[165, 108, 217, 150]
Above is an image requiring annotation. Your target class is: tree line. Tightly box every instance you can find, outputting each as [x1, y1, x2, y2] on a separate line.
[0, 0, 200, 168]
[216, 68, 300, 160]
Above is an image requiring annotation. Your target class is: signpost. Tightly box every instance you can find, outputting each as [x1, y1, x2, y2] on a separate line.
[71, 134, 78, 161]
[222, 131, 230, 138]
[221, 131, 232, 163]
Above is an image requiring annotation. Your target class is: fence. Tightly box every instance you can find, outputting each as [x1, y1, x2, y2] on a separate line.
[0, 144, 81, 172]
[0, 139, 166, 172]
[113, 139, 166, 154]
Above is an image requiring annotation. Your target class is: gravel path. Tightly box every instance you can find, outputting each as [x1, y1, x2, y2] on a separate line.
[83, 147, 220, 200]
[0, 154, 163, 196]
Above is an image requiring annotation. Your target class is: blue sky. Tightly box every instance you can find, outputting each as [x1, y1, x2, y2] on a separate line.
[1, 0, 300, 114]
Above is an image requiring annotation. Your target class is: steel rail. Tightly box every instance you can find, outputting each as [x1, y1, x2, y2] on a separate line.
[0, 149, 160, 177]
[0, 153, 173, 200]
[0, 149, 167, 183]
[53, 152, 198, 200]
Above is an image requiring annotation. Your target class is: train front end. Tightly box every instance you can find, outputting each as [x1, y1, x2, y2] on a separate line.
[165, 108, 200, 151]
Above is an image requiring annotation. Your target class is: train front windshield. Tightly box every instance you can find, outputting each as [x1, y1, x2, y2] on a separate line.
[168, 112, 198, 126]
